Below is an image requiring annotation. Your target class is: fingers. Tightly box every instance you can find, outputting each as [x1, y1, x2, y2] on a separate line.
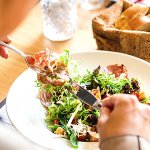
[98, 107, 111, 128]
[139, 103, 150, 120]
[0, 46, 8, 59]
[102, 94, 138, 110]
[0, 36, 11, 59]
[100, 107, 111, 122]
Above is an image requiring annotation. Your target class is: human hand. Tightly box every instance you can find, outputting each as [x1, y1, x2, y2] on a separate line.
[0, 36, 11, 59]
[98, 94, 150, 142]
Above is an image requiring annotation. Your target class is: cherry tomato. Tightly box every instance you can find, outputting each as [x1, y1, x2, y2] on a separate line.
[54, 119, 59, 125]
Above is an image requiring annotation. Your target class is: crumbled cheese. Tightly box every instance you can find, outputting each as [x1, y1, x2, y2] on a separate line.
[71, 120, 91, 137]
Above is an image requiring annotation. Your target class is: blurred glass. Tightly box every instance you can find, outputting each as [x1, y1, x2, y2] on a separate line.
[41, 0, 77, 41]
[80, 0, 105, 10]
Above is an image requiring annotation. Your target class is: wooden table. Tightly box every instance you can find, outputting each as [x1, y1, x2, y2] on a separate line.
[0, 4, 104, 101]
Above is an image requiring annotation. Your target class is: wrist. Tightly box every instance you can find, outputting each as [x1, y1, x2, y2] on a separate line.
[100, 135, 150, 150]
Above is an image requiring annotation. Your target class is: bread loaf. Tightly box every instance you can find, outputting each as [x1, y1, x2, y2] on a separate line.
[115, 4, 149, 30]
[129, 15, 150, 31]
[92, 0, 150, 62]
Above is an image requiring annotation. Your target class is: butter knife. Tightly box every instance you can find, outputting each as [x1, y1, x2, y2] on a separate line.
[76, 86, 102, 110]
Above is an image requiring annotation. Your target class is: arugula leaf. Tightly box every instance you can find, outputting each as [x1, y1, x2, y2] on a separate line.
[59, 49, 70, 66]
[81, 71, 134, 94]
[58, 114, 68, 125]
[64, 126, 78, 148]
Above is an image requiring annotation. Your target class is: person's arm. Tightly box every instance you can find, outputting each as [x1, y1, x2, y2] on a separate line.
[0, 0, 39, 58]
[0, 0, 39, 39]
[98, 94, 150, 150]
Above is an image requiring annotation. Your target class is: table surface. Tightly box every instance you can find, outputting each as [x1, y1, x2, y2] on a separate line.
[0, 4, 104, 100]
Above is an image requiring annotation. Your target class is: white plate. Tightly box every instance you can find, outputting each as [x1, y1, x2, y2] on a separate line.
[6, 51, 150, 150]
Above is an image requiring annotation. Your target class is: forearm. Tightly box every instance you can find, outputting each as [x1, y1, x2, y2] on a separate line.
[100, 135, 150, 150]
[0, 0, 39, 39]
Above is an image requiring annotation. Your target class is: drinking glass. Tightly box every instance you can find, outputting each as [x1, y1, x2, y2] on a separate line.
[41, 0, 77, 41]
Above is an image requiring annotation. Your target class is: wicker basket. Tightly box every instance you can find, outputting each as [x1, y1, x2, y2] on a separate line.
[92, 0, 150, 62]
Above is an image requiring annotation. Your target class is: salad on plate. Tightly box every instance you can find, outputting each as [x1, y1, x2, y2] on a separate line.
[33, 49, 150, 148]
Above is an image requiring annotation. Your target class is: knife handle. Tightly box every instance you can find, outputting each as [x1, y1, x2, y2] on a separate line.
[93, 100, 102, 110]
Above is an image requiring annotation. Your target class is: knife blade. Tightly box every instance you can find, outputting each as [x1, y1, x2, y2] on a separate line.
[76, 86, 102, 110]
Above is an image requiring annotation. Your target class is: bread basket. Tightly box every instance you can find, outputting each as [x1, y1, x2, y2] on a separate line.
[92, 0, 150, 62]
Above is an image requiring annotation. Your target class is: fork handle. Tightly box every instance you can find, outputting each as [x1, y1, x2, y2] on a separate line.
[0, 41, 26, 58]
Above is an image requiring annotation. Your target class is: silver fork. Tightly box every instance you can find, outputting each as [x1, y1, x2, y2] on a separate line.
[0, 41, 102, 109]
[0, 41, 46, 75]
